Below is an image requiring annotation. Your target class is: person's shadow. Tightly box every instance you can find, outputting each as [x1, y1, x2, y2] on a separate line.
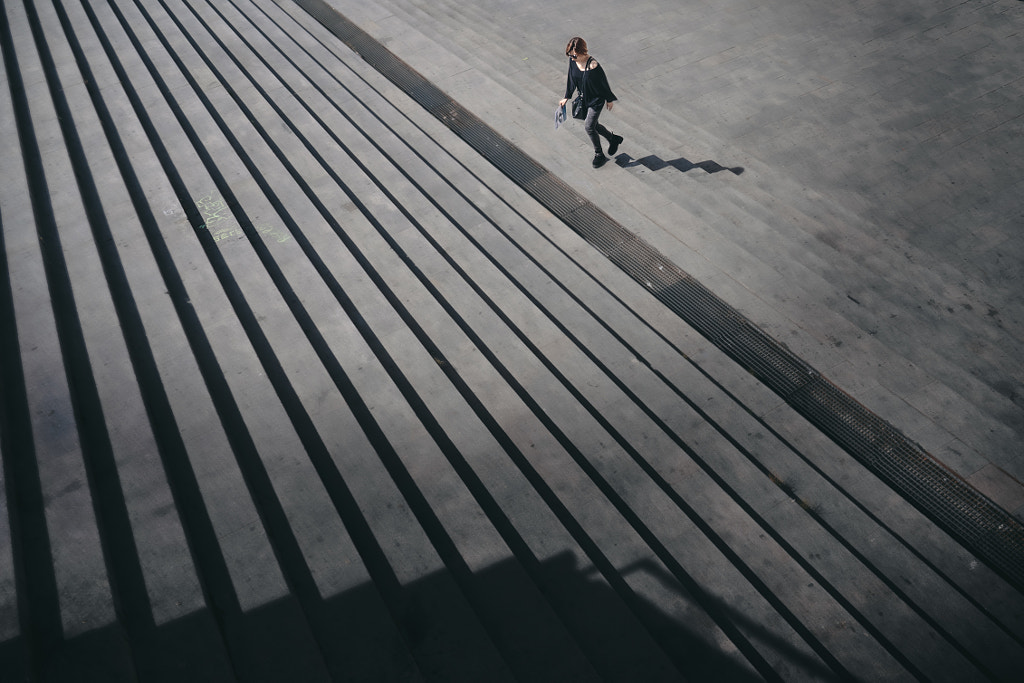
[616, 152, 744, 176]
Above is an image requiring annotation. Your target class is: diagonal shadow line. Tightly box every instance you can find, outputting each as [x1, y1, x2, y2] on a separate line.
[225, 0, 608, 662]
[211, 0, 724, 675]
[241, 20, 848, 670]
[6, 0, 798, 679]
[0, 16, 67, 683]
[253, 2, 977, 678]
[0, 203, 58, 683]
[608, 557, 844, 680]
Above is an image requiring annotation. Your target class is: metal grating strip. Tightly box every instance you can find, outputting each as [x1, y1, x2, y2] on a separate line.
[294, 0, 1024, 593]
[523, 175, 587, 219]
[790, 380, 1024, 586]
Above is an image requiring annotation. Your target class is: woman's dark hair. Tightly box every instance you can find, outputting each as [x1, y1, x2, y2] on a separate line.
[565, 36, 587, 57]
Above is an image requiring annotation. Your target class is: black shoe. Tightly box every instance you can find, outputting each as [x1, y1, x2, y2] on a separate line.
[593, 154, 608, 168]
[607, 134, 623, 156]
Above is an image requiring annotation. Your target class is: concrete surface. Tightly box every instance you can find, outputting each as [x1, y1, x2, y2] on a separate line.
[1, 0, 1023, 680]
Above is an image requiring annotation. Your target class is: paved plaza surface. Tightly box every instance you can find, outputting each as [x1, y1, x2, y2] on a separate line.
[1, 0, 1023, 680]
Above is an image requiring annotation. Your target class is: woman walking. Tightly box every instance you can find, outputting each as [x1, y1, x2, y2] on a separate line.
[559, 36, 623, 168]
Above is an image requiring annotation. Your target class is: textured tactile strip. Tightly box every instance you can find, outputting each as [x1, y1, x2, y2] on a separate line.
[292, 0, 1024, 593]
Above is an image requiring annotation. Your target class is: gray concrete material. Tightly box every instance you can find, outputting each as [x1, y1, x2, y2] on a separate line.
[135, 5, 622, 679]
[561, 152, 1024, 671]
[39, 0, 335, 672]
[363, 323, 689, 678]
[110, 0, 1024, 606]
[0, 439, 16, 645]
[103, 35, 387, 683]
[2, 0, 1024, 680]
[605, 400, 972, 676]
[1, 18, 117, 650]
[344, 0, 1024, 505]
[380, 248, 926, 674]
[192, 170, 513, 682]
[33, 1, 212, 631]
[0, 42, 19, 650]
[84, 50, 291, 629]
[89, 4, 416, 677]
[315, 169, 819, 671]
[763, 399, 1024, 630]
[540, 1, 1011, 378]
[372, 26, 892, 393]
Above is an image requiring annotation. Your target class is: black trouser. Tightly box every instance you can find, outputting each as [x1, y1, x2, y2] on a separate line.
[584, 105, 614, 155]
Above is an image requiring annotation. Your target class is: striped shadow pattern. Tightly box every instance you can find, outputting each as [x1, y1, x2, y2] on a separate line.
[0, 0, 1022, 680]
[293, 0, 1024, 594]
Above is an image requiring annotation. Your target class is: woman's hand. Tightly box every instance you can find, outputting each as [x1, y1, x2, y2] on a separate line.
[606, 101, 614, 111]
[559, 98, 569, 107]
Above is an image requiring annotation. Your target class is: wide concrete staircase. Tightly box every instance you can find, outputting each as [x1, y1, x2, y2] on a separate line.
[1, 0, 1023, 681]
[345, 0, 1024, 491]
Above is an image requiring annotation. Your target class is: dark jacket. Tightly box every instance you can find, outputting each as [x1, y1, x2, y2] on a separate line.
[564, 58, 617, 109]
